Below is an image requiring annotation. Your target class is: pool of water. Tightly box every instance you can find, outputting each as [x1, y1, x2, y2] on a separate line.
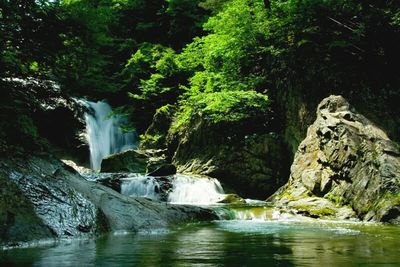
[2, 218, 400, 266]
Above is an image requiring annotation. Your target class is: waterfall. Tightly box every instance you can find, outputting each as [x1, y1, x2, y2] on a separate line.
[121, 174, 226, 204]
[80, 100, 137, 170]
[167, 175, 225, 204]
[121, 174, 162, 200]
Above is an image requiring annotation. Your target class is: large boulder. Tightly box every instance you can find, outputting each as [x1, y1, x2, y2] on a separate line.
[140, 104, 176, 150]
[0, 155, 99, 246]
[0, 154, 216, 246]
[269, 95, 400, 223]
[101, 149, 148, 173]
[100, 149, 170, 174]
[168, 91, 290, 199]
[273, 84, 400, 157]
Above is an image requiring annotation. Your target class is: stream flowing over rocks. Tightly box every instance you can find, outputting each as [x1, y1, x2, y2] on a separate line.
[270, 95, 400, 223]
[0, 154, 216, 246]
[1, 78, 400, 249]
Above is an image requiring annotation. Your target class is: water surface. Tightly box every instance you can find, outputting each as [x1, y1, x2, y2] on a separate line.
[2, 219, 400, 266]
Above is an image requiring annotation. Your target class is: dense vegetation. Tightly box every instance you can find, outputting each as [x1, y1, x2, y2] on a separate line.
[1, 0, 399, 150]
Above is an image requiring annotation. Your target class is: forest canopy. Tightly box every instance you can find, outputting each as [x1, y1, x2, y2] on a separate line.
[1, 0, 399, 133]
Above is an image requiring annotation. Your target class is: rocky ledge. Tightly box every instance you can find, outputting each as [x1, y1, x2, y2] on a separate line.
[0, 154, 216, 246]
[269, 95, 400, 223]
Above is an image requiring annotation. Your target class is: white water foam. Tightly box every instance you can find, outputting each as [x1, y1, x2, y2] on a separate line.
[121, 174, 226, 204]
[79, 100, 137, 170]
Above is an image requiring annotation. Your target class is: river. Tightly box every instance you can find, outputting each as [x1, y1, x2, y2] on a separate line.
[2, 209, 400, 266]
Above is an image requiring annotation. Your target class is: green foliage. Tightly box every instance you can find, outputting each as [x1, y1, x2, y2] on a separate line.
[124, 43, 187, 132]
[139, 104, 176, 149]
[170, 90, 270, 134]
[0, 80, 45, 153]
[0, 0, 64, 77]
[179, 0, 270, 93]
[1, 0, 399, 150]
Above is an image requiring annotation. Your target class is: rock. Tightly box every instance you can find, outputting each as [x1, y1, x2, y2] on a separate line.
[0, 78, 88, 164]
[101, 149, 148, 173]
[140, 104, 176, 150]
[100, 149, 171, 174]
[0, 155, 99, 246]
[96, 175, 124, 193]
[145, 149, 169, 173]
[0, 171, 55, 245]
[269, 95, 400, 223]
[0, 154, 217, 246]
[274, 81, 400, 158]
[167, 91, 290, 199]
[218, 194, 246, 204]
[148, 164, 177, 176]
[285, 197, 356, 220]
[172, 132, 289, 199]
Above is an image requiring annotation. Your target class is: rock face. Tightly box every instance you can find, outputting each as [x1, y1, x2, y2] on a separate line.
[274, 86, 400, 157]
[0, 154, 216, 246]
[140, 104, 176, 150]
[148, 164, 177, 176]
[0, 155, 99, 246]
[100, 149, 170, 174]
[270, 95, 400, 223]
[0, 78, 88, 164]
[170, 121, 289, 199]
[101, 149, 148, 173]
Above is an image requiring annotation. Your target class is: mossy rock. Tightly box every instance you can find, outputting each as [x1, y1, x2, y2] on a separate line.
[168, 90, 290, 199]
[270, 96, 400, 223]
[101, 149, 148, 173]
[218, 194, 246, 204]
[140, 104, 176, 150]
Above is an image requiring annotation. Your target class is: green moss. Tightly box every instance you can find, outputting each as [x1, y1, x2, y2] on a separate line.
[140, 104, 176, 149]
[325, 193, 349, 207]
[374, 193, 400, 211]
[156, 104, 174, 114]
[140, 133, 164, 149]
[293, 204, 336, 217]
[170, 90, 270, 135]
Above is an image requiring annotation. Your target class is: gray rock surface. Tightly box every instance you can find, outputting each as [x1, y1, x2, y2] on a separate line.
[0, 155, 98, 246]
[270, 95, 400, 223]
[0, 154, 216, 246]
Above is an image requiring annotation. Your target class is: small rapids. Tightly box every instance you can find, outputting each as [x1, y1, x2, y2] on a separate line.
[121, 174, 226, 204]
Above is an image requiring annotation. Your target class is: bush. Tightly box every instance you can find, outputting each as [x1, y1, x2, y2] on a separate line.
[170, 90, 271, 135]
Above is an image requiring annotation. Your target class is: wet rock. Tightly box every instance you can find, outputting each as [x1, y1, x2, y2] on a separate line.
[218, 194, 246, 204]
[140, 104, 176, 150]
[0, 154, 217, 246]
[96, 175, 123, 193]
[148, 164, 177, 176]
[285, 197, 356, 220]
[100, 149, 171, 174]
[145, 149, 169, 173]
[0, 155, 99, 246]
[101, 149, 148, 173]
[270, 95, 400, 223]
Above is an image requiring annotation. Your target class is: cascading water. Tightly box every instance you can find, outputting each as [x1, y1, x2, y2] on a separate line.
[80, 100, 137, 170]
[121, 174, 162, 200]
[121, 174, 226, 204]
[167, 175, 225, 204]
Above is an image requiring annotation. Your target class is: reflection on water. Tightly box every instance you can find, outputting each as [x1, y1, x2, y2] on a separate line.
[2, 220, 400, 266]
